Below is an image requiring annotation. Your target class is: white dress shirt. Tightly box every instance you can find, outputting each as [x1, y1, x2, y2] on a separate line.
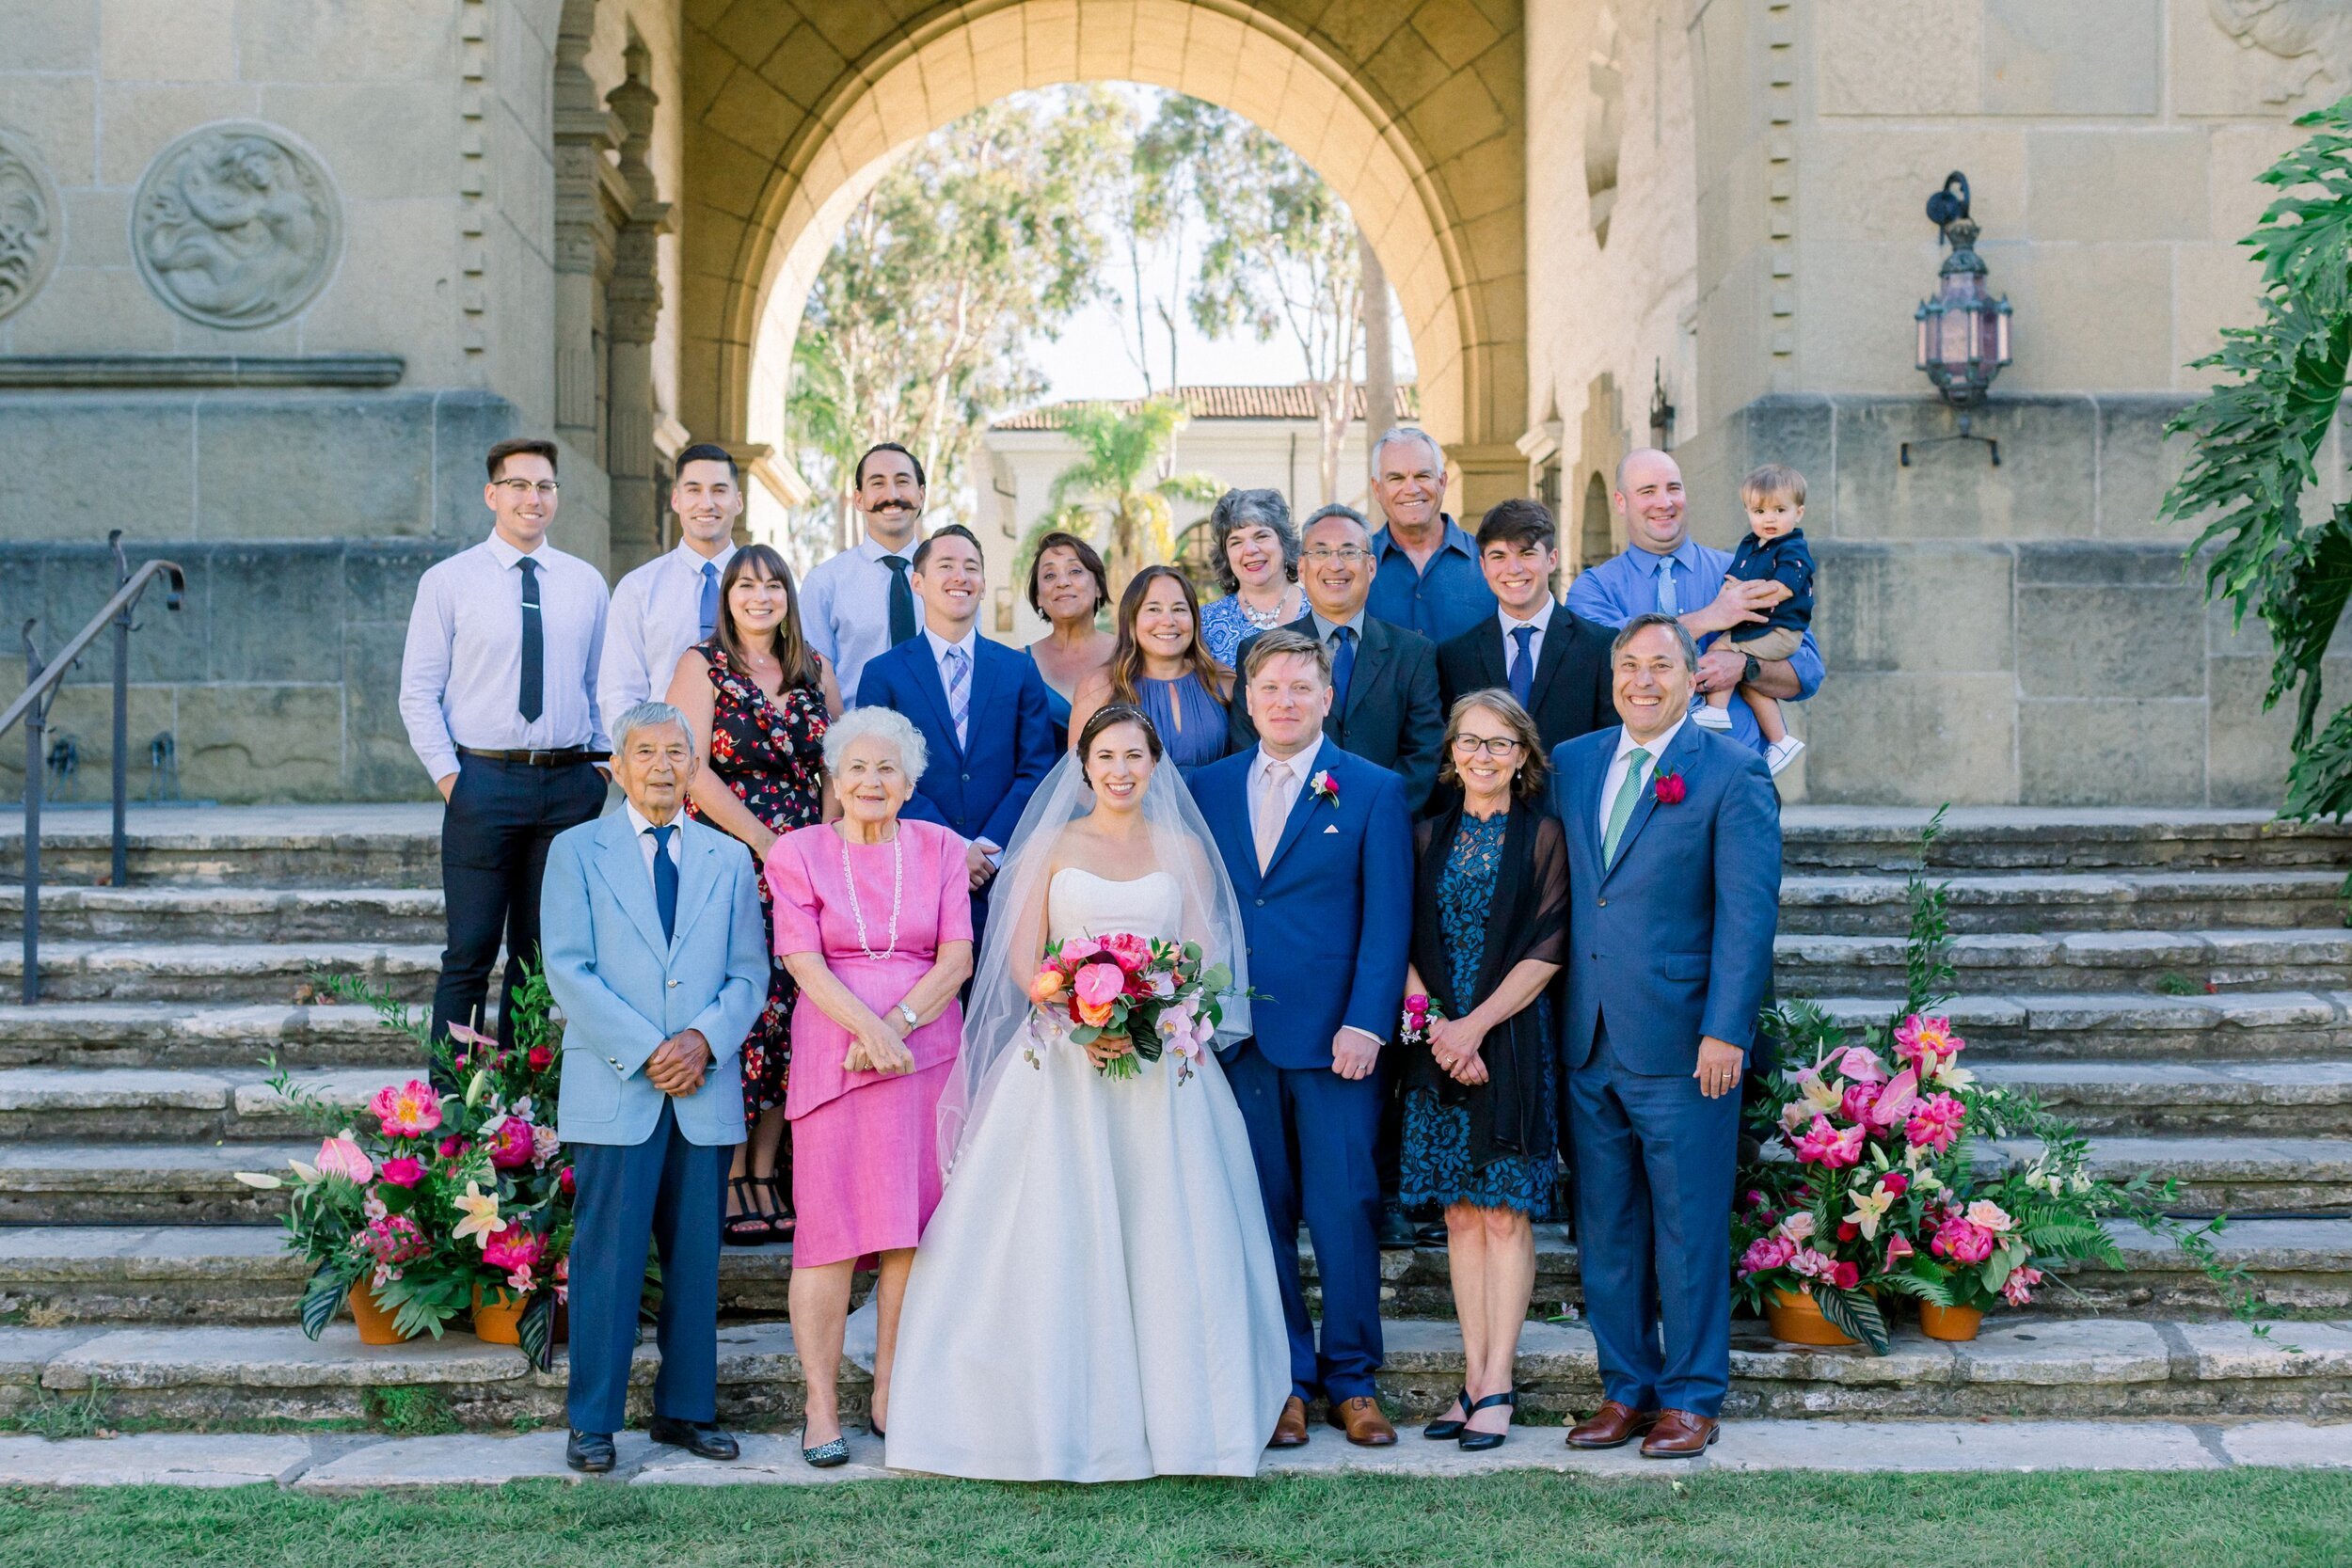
[1498, 596, 1556, 668]
[1599, 716, 1687, 840]
[624, 800, 687, 888]
[1245, 736, 1380, 1049]
[399, 533, 610, 782]
[923, 623, 981, 748]
[598, 540, 738, 723]
[803, 533, 920, 702]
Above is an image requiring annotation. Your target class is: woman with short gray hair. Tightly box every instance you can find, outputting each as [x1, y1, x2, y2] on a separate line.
[764, 700, 971, 1466]
[1198, 487, 1305, 667]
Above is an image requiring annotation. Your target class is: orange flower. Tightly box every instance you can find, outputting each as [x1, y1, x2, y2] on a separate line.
[1029, 967, 1066, 1005]
[1077, 996, 1118, 1028]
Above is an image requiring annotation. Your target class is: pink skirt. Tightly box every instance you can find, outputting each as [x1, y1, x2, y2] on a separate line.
[788, 1058, 951, 1270]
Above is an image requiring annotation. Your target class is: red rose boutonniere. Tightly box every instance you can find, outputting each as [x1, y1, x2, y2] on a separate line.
[1310, 768, 1340, 807]
[1652, 765, 1687, 806]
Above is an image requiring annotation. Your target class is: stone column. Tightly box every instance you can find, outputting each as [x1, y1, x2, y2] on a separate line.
[604, 41, 673, 578]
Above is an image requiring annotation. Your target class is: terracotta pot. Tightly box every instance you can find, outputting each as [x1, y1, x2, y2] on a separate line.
[471, 1285, 525, 1345]
[1918, 1301, 1984, 1342]
[1765, 1286, 1858, 1348]
[348, 1279, 411, 1346]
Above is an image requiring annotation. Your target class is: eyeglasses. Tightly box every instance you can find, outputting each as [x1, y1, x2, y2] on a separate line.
[1450, 735, 1524, 757]
[1302, 546, 1371, 563]
[493, 479, 560, 498]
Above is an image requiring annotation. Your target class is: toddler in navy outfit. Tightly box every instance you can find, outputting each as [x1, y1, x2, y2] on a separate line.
[1694, 463, 1812, 776]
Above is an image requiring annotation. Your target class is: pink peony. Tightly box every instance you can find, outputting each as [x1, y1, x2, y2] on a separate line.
[2001, 1265, 2044, 1307]
[1793, 1116, 1865, 1169]
[377, 1155, 426, 1189]
[1739, 1235, 1797, 1276]
[559, 1166, 575, 1196]
[1904, 1094, 1966, 1154]
[1835, 1046, 1889, 1085]
[484, 1115, 536, 1171]
[314, 1133, 373, 1185]
[482, 1227, 546, 1275]
[1884, 1232, 1915, 1268]
[1100, 933, 1152, 973]
[1893, 1015, 1965, 1070]
[1931, 1215, 1997, 1265]
[437, 1135, 470, 1160]
[354, 1212, 429, 1267]
[1879, 1171, 1910, 1197]
[369, 1080, 443, 1138]
[1837, 1082, 1882, 1126]
[1790, 1247, 1839, 1281]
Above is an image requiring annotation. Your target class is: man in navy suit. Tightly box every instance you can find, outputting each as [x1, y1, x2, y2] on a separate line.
[1551, 612, 1780, 1459]
[854, 524, 1055, 938]
[1194, 626, 1413, 1450]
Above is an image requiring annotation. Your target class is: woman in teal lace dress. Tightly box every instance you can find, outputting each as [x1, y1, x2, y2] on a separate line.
[1399, 690, 1567, 1452]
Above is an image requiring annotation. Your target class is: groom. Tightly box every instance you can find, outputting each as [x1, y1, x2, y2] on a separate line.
[1195, 626, 1413, 1448]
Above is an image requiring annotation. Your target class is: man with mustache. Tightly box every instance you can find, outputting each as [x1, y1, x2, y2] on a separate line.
[802, 442, 930, 700]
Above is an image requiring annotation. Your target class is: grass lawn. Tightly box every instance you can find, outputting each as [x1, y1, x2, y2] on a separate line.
[3, 1469, 2348, 1567]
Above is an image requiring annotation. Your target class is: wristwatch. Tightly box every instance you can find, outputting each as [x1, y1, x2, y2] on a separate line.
[1742, 653, 1762, 684]
[894, 1002, 918, 1029]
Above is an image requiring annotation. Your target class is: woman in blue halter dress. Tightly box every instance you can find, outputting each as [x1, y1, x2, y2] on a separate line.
[1069, 564, 1234, 774]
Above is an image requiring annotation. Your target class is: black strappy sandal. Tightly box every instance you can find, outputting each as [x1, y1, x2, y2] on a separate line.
[765, 1173, 795, 1243]
[723, 1176, 774, 1246]
[1458, 1387, 1518, 1451]
[1422, 1387, 1470, 1440]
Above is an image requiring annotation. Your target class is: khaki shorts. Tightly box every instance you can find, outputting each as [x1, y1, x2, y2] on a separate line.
[1727, 625, 1803, 662]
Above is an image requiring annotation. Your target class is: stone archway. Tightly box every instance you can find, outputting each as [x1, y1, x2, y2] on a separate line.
[675, 0, 1529, 508]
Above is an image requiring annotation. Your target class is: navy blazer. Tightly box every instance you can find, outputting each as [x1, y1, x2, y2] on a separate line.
[1550, 721, 1781, 1077]
[1193, 740, 1414, 1070]
[1227, 614, 1444, 816]
[857, 633, 1055, 851]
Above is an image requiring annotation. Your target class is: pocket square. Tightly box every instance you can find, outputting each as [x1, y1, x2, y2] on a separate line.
[1322, 824, 1340, 833]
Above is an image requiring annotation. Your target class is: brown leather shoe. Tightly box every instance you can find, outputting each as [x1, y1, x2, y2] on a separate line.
[1640, 1409, 1720, 1459]
[1267, 1396, 1310, 1449]
[1565, 1401, 1661, 1449]
[1326, 1395, 1397, 1447]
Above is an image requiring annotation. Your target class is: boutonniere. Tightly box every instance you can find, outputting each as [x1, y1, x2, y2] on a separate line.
[1651, 765, 1687, 805]
[1310, 769, 1340, 807]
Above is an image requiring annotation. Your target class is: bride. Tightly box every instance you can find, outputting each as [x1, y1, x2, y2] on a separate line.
[884, 704, 1290, 1481]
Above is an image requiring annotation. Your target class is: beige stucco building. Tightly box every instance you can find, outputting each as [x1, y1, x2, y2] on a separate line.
[1, 0, 2344, 804]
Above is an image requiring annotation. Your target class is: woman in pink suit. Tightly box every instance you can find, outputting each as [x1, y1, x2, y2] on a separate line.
[766, 705, 975, 1468]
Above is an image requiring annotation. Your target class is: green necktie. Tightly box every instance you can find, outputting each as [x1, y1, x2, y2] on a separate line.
[1601, 747, 1651, 866]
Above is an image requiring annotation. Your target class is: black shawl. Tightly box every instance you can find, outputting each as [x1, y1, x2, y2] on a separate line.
[1402, 804, 1568, 1169]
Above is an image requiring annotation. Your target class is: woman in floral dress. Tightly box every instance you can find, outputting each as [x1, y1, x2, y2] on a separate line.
[669, 542, 840, 1243]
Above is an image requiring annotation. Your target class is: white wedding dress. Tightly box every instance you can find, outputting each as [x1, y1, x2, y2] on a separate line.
[883, 866, 1291, 1481]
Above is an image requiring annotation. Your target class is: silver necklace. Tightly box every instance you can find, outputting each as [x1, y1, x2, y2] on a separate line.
[1239, 589, 1293, 628]
[838, 826, 904, 961]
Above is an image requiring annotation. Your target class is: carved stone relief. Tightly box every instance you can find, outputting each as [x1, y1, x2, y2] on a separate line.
[0, 126, 61, 323]
[1585, 6, 1626, 249]
[2208, 0, 2352, 105]
[132, 122, 342, 329]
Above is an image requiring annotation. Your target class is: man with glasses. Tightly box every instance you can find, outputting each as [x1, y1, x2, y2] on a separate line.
[802, 442, 930, 701]
[597, 443, 741, 721]
[400, 437, 612, 1069]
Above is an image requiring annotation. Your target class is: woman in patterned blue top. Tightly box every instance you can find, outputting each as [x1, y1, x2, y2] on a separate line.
[1196, 488, 1305, 669]
[1399, 689, 1567, 1452]
[1069, 564, 1233, 771]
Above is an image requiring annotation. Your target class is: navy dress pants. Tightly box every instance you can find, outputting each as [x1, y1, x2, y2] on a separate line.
[1565, 1022, 1740, 1418]
[1223, 1039, 1385, 1402]
[565, 1101, 732, 1435]
[431, 755, 604, 1063]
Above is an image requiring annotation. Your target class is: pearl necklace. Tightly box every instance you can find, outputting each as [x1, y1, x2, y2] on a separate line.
[838, 826, 904, 961]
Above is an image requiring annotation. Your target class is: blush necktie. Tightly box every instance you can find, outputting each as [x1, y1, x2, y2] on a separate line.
[1254, 757, 1293, 872]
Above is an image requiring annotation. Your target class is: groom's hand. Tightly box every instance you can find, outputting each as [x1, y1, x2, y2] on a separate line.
[1330, 1027, 1381, 1081]
[1694, 1036, 1744, 1099]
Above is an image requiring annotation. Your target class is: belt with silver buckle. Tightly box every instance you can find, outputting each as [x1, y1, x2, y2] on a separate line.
[455, 746, 606, 768]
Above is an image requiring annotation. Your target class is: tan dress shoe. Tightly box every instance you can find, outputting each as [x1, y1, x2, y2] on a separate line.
[1267, 1395, 1310, 1449]
[1565, 1401, 1661, 1449]
[1640, 1409, 1720, 1458]
[1326, 1395, 1397, 1447]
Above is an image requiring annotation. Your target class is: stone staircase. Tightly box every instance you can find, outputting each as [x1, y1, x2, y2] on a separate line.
[0, 802, 2348, 1430]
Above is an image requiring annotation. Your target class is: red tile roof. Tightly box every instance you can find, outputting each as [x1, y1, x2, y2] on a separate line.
[992, 382, 1421, 431]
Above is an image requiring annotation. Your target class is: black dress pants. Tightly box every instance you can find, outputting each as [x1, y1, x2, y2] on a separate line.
[431, 756, 606, 1069]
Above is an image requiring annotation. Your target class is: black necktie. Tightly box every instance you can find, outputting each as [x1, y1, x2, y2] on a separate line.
[884, 556, 917, 647]
[517, 557, 544, 723]
[646, 823, 677, 943]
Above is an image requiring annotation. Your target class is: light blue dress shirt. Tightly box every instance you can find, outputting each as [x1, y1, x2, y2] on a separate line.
[803, 533, 919, 704]
[597, 539, 738, 722]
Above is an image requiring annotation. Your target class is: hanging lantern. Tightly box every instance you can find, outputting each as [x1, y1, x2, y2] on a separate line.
[1914, 172, 2011, 407]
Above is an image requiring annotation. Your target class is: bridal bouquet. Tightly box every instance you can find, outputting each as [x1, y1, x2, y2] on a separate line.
[1027, 932, 1233, 1081]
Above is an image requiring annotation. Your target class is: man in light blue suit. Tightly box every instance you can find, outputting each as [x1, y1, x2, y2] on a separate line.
[853, 523, 1054, 942]
[541, 700, 768, 1474]
[1551, 613, 1780, 1460]
[1193, 627, 1414, 1450]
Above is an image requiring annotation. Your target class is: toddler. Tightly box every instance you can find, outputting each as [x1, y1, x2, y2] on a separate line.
[1692, 463, 1813, 777]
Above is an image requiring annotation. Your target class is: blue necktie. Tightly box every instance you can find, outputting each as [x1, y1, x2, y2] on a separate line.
[697, 561, 720, 641]
[646, 823, 677, 944]
[1329, 625, 1357, 710]
[1507, 624, 1536, 706]
[1655, 557, 1679, 616]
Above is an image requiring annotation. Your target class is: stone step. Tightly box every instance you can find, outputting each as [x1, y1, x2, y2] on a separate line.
[1978, 1060, 2352, 1136]
[0, 886, 445, 944]
[0, 805, 444, 889]
[1779, 870, 2347, 936]
[2000, 1135, 2352, 1215]
[0, 1066, 416, 1142]
[0, 942, 438, 1005]
[0, 1003, 411, 1070]
[1779, 928, 2352, 994]
[2, 1315, 2345, 1427]
[1811, 991, 2352, 1063]
[1780, 807, 2352, 875]
[0, 1142, 307, 1225]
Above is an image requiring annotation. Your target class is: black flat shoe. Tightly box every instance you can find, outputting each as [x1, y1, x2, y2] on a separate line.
[1422, 1387, 1470, 1440]
[1458, 1388, 1518, 1452]
[1376, 1201, 1418, 1251]
[803, 1431, 850, 1468]
[648, 1416, 739, 1461]
[566, 1429, 615, 1473]
[723, 1177, 774, 1246]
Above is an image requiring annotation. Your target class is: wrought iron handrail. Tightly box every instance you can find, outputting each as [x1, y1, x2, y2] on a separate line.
[5, 532, 185, 1003]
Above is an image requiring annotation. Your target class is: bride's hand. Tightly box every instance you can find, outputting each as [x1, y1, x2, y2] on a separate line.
[1083, 1033, 1134, 1069]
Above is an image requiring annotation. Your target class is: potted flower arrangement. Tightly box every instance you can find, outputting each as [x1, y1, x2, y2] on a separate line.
[1732, 812, 2246, 1353]
[237, 967, 574, 1369]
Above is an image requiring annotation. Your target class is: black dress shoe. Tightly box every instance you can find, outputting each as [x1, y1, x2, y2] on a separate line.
[1376, 1201, 1418, 1251]
[566, 1429, 616, 1473]
[647, 1416, 739, 1461]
